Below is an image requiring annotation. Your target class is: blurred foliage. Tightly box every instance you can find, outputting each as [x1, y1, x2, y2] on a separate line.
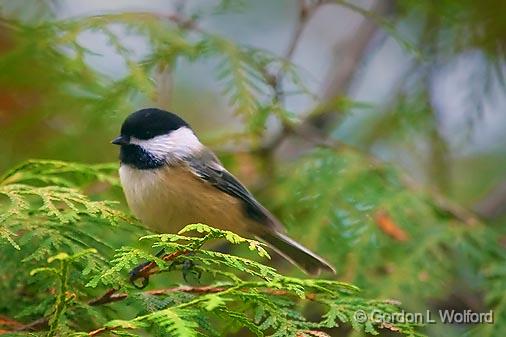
[1, 0, 505, 336]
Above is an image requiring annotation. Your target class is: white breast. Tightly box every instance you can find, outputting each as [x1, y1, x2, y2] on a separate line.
[119, 164, 249, 234]
[119, 165, 173, 232]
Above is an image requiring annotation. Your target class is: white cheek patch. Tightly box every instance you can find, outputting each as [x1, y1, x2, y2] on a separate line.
[130, 127, 203, 161]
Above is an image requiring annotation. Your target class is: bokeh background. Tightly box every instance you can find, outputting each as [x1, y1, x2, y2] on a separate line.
[1, 1, 505, 336]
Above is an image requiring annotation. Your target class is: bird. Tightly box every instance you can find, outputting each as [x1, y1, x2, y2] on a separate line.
[112, 108, 335, 275]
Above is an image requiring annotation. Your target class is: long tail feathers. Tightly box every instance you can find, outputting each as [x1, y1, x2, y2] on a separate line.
[256, 231, 336, 275]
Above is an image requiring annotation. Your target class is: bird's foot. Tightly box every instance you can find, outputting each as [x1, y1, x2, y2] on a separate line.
[128, 249, 165, 289]
[129, 261, 153, 289]
[129, 250, 199, 288]
[169, 258, 202, 283]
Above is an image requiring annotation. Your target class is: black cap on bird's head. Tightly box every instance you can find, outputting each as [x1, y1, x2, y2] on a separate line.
[112, 108, 190, 145]
[112, 108, 196, 169]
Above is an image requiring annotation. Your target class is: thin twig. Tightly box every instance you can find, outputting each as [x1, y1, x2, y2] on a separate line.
[155, 62, 173, 109]
[474, 181, 506, 219]
[134, 250, 191, 281]
[88, 326, 112, 336]
[88, 284, 318, 307]
[88, 249, 191, 306]
[272, 0, 326, 104]
[309, 0, 392, 131]
[154, 1, 188, 109]
[88, 288, 119, 306]
[0, 315, 23, 329]
[85, 285, 318, 336]
[291, 122, 480, 226]
[89, 285, 227, 307]
[10, 317, 48, 333]
[260, 0, 326, 153]
[263, 0, 390, 153]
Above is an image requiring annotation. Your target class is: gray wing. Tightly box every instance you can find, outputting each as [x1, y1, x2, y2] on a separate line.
[187, 149, 283, 231]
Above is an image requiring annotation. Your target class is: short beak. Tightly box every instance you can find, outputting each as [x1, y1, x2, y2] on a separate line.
[111, 135, 130, 145]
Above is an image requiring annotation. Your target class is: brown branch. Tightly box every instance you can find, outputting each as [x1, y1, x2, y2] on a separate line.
[135, 250, 190, 280]
[154, 62, 174, 110]
[88, 326, 112, 336]
[263, 0, 392, 157]
[7, 282, 319, 336]
[285, 0, 315, 62]
[308, 0, 393, 132]
[0, 315, 23, 329]
[253, 0, 327, 175]
[86, 285, 319, 336]
[88, 288, 119, 306]
[89, 249, 191, 306]
[89, 285, 227, 307]
[88, 284, 318, 308]
[0, 250, 192, 335]
[153, 2, 187, 110]
[473, 180, 506, 220]
[270, 0, 326, 105]
[286, 0, 327, 61]
[256, 0, 477, 226]
[285, 121, 480, 226]
[0, 317, 49, 335]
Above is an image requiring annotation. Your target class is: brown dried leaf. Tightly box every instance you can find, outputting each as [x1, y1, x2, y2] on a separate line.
[374, 210, 409, 242]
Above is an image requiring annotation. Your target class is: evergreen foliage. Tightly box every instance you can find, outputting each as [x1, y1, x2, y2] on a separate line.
[0, 160, 423, 336]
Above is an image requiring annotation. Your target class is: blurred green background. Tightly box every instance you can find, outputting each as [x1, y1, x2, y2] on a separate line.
[1, 0, 505, 336]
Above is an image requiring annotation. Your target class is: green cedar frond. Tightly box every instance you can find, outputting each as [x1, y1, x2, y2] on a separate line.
[274, 148, 494, 304]
[2, 13, 312, 140]
[138, 308, 199, 337]
[212, 36, 265, 120]
[86, 247, 160, 288]
[86, 309, 200, 336]
[0, 160, 129, 251]
[85, 223, 422, 337]
[0, 159, 119, 188]
[179, 223, 270, 258]
[0, 184, 125, 248]
[0, 223, 21, 250]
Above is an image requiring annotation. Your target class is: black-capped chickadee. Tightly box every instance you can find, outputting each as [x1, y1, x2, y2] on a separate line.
[112, 108, 335, 275]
